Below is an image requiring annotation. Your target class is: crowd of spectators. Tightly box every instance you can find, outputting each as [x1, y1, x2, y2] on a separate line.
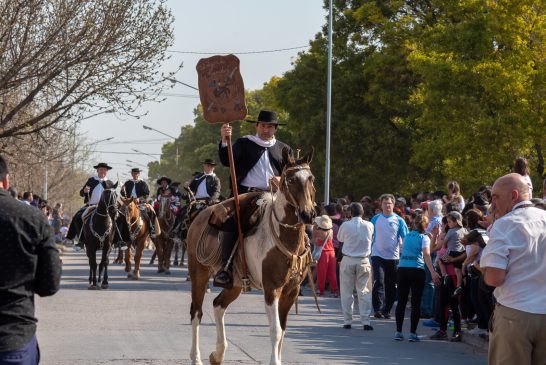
[5, 189, 69, 243]
[309, 157, 545, 343]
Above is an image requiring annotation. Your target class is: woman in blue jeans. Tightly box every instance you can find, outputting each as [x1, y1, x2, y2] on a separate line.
[394, 214, 440, 341]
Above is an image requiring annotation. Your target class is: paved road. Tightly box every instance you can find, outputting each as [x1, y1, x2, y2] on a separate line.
[36, 249, 487, 364]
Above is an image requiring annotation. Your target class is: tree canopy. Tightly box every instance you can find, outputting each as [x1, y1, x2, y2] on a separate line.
[152, 0, 545, 200]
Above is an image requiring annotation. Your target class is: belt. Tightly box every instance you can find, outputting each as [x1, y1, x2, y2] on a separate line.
[343, 255, 369, 259]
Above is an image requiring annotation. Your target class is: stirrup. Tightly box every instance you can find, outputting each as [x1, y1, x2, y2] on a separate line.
[213, 270, 233, 289]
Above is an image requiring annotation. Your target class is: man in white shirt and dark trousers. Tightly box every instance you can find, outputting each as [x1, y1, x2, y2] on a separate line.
[214, 111, 293, 288]
[370, 194, 409, 319]
[481, 173, 546, 365]
[337, 203, 375, 330]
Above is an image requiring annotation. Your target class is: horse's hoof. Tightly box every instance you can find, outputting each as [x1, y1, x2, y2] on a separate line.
[186, 276, 191, 282]
[101, 284, 109, 289]
[164, 269, 171, 275]
[88, 285, 99, 290]
[181, 262, 186, 267]
[127, 273, 133, 278]
[173, 260, 178, 266]
[157, 268, 165, 273]
[209, 352, 222, 365]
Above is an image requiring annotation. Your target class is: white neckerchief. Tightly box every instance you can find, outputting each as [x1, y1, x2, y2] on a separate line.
[246, 134, 277, 148]
[89, 176, 107, 205]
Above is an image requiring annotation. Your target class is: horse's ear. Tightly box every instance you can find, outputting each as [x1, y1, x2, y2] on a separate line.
[113, 181, 119, 190]
[302, 147, 314, 164]
[283, 147, 295, 164]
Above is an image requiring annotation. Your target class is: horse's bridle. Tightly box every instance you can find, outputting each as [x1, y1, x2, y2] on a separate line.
[94, 189, 118, 218]
[275, 163, 315, 227]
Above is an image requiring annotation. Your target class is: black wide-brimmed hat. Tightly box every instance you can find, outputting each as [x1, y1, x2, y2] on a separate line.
[156, 176, 172, 185]
[130, 168, 142, 173]
[201, 159, 217, 166]
[93, 162, 112, 170]
[246, 110, 285, 125]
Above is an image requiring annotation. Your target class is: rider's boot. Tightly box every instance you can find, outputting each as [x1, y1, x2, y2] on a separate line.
[213, 231, 237, 289]
[147, 208, 158, 238]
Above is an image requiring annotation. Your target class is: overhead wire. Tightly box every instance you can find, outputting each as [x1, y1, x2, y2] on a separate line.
[167, 45, 309, 55]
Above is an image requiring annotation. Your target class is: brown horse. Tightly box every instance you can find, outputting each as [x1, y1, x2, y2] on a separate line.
[119, 197, 159, 279]
[153, 196, 176, 274]
[187, 149, 315, 365]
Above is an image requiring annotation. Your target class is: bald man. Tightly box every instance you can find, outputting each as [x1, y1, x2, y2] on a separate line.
[481, 173, 546, 365]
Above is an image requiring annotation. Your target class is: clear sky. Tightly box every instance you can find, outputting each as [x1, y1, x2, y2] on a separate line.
[82, 0, 326, 181]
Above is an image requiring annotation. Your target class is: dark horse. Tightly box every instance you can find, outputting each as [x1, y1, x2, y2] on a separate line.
[81, 182, 119, 290]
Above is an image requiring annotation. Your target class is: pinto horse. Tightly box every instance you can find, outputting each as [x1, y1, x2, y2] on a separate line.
[187, 149, 315, 365]
[81, 182, 119, 290]
[119, 198, 159, 279]
[153, 196, 176, 274]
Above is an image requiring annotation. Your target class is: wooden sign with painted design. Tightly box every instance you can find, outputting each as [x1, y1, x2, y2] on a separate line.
[196, 54, 247, 124]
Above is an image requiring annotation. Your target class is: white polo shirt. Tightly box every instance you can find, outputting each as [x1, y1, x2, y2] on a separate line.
[337, 217, 374, 258]
[481, 201, 546, 314]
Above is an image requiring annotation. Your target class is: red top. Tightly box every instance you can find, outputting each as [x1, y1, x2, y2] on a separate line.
[316, 238, 334, 252]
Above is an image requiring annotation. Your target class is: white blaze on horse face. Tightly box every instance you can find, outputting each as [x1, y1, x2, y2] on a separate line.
[265, 297, 283, 365]
[293, 168, 314, 212]
[190, 317, 202, 365]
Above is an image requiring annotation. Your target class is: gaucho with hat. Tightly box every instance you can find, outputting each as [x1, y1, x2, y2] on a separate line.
[214, 110, 293, 288]
[155, 176, 172, 201]
[66, 162, 130, 251]
[121, 168, 150, 200]
[170, 158, 221, 241]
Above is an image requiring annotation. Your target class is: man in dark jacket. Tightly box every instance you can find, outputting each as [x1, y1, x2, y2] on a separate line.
[66, 162, 128, 251]
[0, 154, 62, 364]
[171, 159, 221, 240]
[121, 168, 158, 237]
[214, 110, 292, 287]
[186, 159, 221, 203]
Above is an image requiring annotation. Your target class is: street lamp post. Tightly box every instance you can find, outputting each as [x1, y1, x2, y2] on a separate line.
[142, 125, 179, 166]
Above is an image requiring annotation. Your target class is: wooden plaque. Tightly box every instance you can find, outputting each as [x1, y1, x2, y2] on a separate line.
[196, 54, 247, 124]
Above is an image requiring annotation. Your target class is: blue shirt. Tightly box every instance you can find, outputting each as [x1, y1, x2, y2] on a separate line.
[370, 213, 409, 259]
[399, 231, 430, 269]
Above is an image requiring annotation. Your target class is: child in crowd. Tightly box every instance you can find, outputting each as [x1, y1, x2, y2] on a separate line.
[437, 211, 467, 297]
[442, 181, 465, 211]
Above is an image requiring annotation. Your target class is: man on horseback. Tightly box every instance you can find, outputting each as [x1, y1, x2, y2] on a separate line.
[213, 110, 293, 288]
[66, 162, 128, 251]
[121, 168, 158, 237]
[171, 159, 221, 240]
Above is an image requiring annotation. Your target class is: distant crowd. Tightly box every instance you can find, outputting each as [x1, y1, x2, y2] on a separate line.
[5, 188, 69, 243]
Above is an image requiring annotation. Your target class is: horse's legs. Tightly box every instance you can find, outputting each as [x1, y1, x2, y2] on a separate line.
[181, 239, 187, 267]
[155, 238, 165, 272]
[209, 286, 242, 365]
[264, 288, 283, 365]
[163, 238, 174, 274]
[101, 248, 109, 289]
[173, 239, 179, 266]
[190, 262, 210, 365]
[133, 237, 145, 279]
[87, 249, 98, 289]
[276, 284, 300, 363]
[125, 240, 132, 273]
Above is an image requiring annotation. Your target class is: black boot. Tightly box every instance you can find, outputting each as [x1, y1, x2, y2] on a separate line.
[213, 231, 237, 289]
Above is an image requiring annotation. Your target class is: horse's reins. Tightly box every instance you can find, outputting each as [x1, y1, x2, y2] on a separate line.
[89, 189, 117, 249]
[269, 163, 314, 281]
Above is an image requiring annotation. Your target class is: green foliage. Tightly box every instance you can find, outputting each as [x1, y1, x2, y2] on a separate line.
[153, 0, 546, 199]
